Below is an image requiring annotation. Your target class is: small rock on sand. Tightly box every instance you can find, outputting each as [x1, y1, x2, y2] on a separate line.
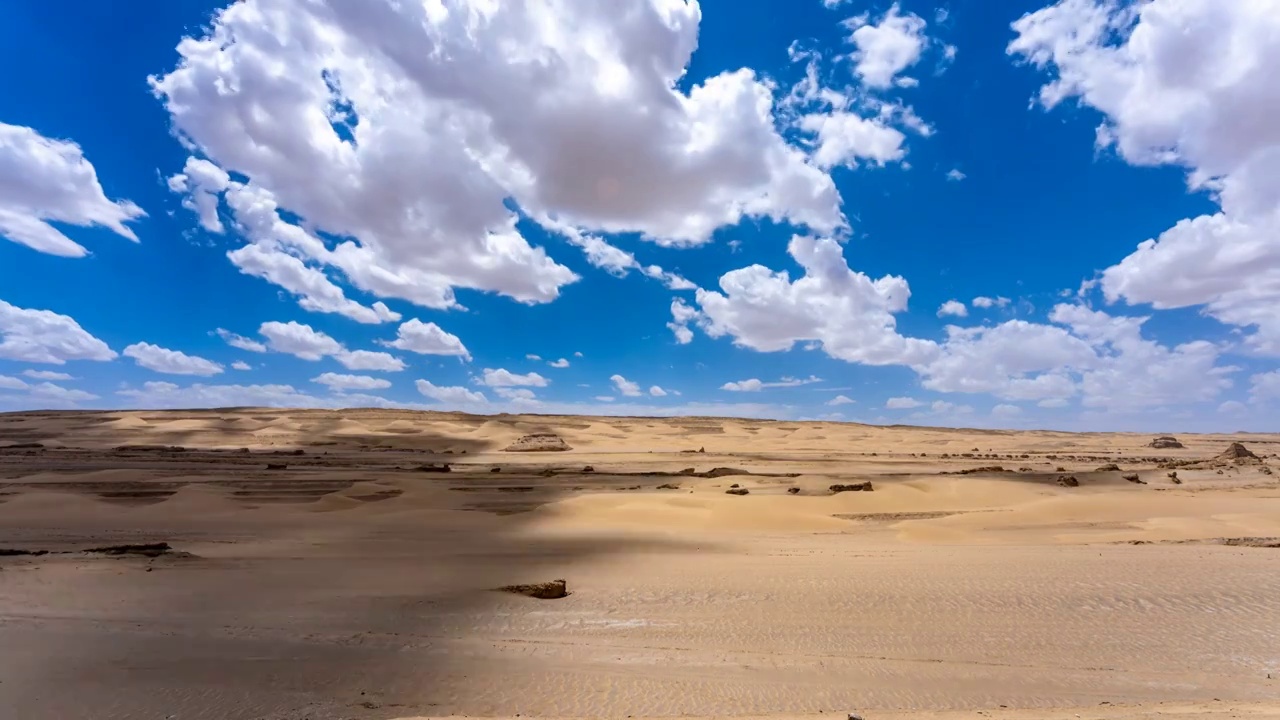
[497, 579, 568, 599]
[787, 487, 801, 494]
[725, 487, 750, 495]
[503, 433, 571, 452]
[1123, 474, 1145, 484]
[1097, 463, 1121, 472]
[1057, 475, 1079, 487]
[829, 482, 873, 493]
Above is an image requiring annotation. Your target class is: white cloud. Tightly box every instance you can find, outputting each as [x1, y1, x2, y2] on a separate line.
[214, 328, 266, 353]
[495, 387, 537, 402]
[1218, 400, 1248, 415]
[0, 375, 27, 390]
[1249, 371, 1280, 405]
[799, 111, 907, 169]
[332, 349, 405, 372]
[416, 379, 486, 405]
[153, 0, 846, 326]
[23, 369, 73, 381]
[258, 321, 343, 361]
[381, 319, 470, 359]
[595, 395, 616, 402]
[574, 351, 584, 358]
[845, 4, 929, 89]
[0, 122, 145, 257]
[721, 375, 823, 392]
[827, 394, 856, 406]
[822, 0, 852, 9]
[123, 342, 223, 376]
[649, 385, 668, 397]
[0, 378, 100, 408]
[667, 298, 699, 345]
[525, 354, 542, 361]
[886, 397, 924, 409]
[312, 372, 391, 391]
[0, 300, 117, 364]
[610, 374, 643, 397]
[946, 168, 966, 181]
[992, 403, 1023, 419]
[937, 299, 968, 317]
[548, 358, 570, 369]
[480, 368, 549, 388]
[117, 380, 326, 409]
[226, 241, 402, 324]
[1010, 0, 1280, 356]
[696, 235, 939, 366]
[231, 361, 252, 371]
[971, 296, 1011, 309]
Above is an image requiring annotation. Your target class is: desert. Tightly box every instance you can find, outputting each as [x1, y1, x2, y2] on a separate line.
[0, 409, 1277, 720]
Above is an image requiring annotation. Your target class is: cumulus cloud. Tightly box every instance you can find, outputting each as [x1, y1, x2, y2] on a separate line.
[548, 358, 570, 369]
[481, 368, 549, 388]
[992, 403, 1023, 419]
[525, 354, 542, 361]
[0, 376, 100, 408]
[117, 380, 325, 409]
[1010, 0, 1280, 356]
[23, 369, 73, 381]
[721, 375, 823, 392]
[312, 372, 391, 391]
[946, 168, 966, 181]
[0, 122, 145, 257]
[827, 394, 856, 406]
[845, 4, 930, 89]
[610, 374, 643, 397]
[494, 387, 537, 402]
[258, 321, 344, 361]
[213, 328, 266, 353]
[0, 300, 117, 364]
[154, 0, 846, 325]
[381, 319, 470, 359]
[226, 241, 403, 324]
[123, 342, 223, 376]
[1249, 371, 1280, 405]
[416, 379, 486, 405]
[667, 298, 699, 344]
[231, 361, 252, 371]
[971, 296, 1011, 309]
[886, 396, 924, 409]
[697, 235, 939, 366]
[937, 300, 967, 317]
[256, 320, 404, 370]
[649, 385, 668, 397]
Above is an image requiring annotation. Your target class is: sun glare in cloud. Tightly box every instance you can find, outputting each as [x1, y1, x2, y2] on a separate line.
[0, 0, 1276, 431]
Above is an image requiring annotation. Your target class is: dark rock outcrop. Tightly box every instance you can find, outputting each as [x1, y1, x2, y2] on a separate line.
[1149, 436, 1184, 449]
[497, 579, 568, 599]
[829, 482, 874, 493]
[1057, 475, 1079, 487]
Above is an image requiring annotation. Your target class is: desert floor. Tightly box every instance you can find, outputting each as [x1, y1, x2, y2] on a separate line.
[1, 409, 1278, 720]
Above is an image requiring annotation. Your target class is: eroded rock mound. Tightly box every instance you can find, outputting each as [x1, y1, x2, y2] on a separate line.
[1216, 442, 1259, 462]
[726, 487, 750, 495]
[1149, 436, 1184, 449]
[829, 482, 874, 494]
[1057, 475, 1079, 487]
[503, 433, 571, 452]
[497, 579, 568, 599]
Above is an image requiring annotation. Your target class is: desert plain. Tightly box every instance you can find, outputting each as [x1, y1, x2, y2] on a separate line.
[0, 409, 1278, 720]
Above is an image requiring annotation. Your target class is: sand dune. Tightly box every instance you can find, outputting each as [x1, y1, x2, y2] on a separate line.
[1, 409, 1278, 720]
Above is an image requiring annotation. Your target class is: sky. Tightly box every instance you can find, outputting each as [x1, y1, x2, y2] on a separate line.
[1, 0, 1278, 432]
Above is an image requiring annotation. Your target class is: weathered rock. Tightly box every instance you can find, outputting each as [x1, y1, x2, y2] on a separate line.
[1149, 436, 1184, 449]
[729, 483, 740, 488]
[725, 487, 750, 495]
[656, 483, 681, 490]
[413, 463, 451, 473]
[787, 487, 801, 494]
[265, 463, 288, 470]
[1217, 442, 1259, 462]
[1057, 475, 1079, 487]
[503, 433, 572, 452]
[1123, 474, 1145, 484]
[829, 482, 874, 493]
[490, 466, 502, 473]
[1097, 464, 1121, 472]
[497, 579, 568, 599]
[582, 465, 594, 472]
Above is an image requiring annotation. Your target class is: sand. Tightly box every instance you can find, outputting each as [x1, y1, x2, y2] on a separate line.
[1, 409, 1278, 720]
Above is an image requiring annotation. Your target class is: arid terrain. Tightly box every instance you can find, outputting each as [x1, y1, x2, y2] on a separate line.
[1, 409, 1278, 720]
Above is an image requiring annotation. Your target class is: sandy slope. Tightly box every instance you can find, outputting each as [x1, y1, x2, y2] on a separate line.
[1, 409, 1278, 720]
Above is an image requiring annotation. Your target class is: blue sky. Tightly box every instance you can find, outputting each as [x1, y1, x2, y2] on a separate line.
[2, 0, 1278, 431]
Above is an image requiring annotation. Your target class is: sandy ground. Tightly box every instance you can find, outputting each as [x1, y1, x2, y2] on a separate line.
[1, 409, 1278, 720]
